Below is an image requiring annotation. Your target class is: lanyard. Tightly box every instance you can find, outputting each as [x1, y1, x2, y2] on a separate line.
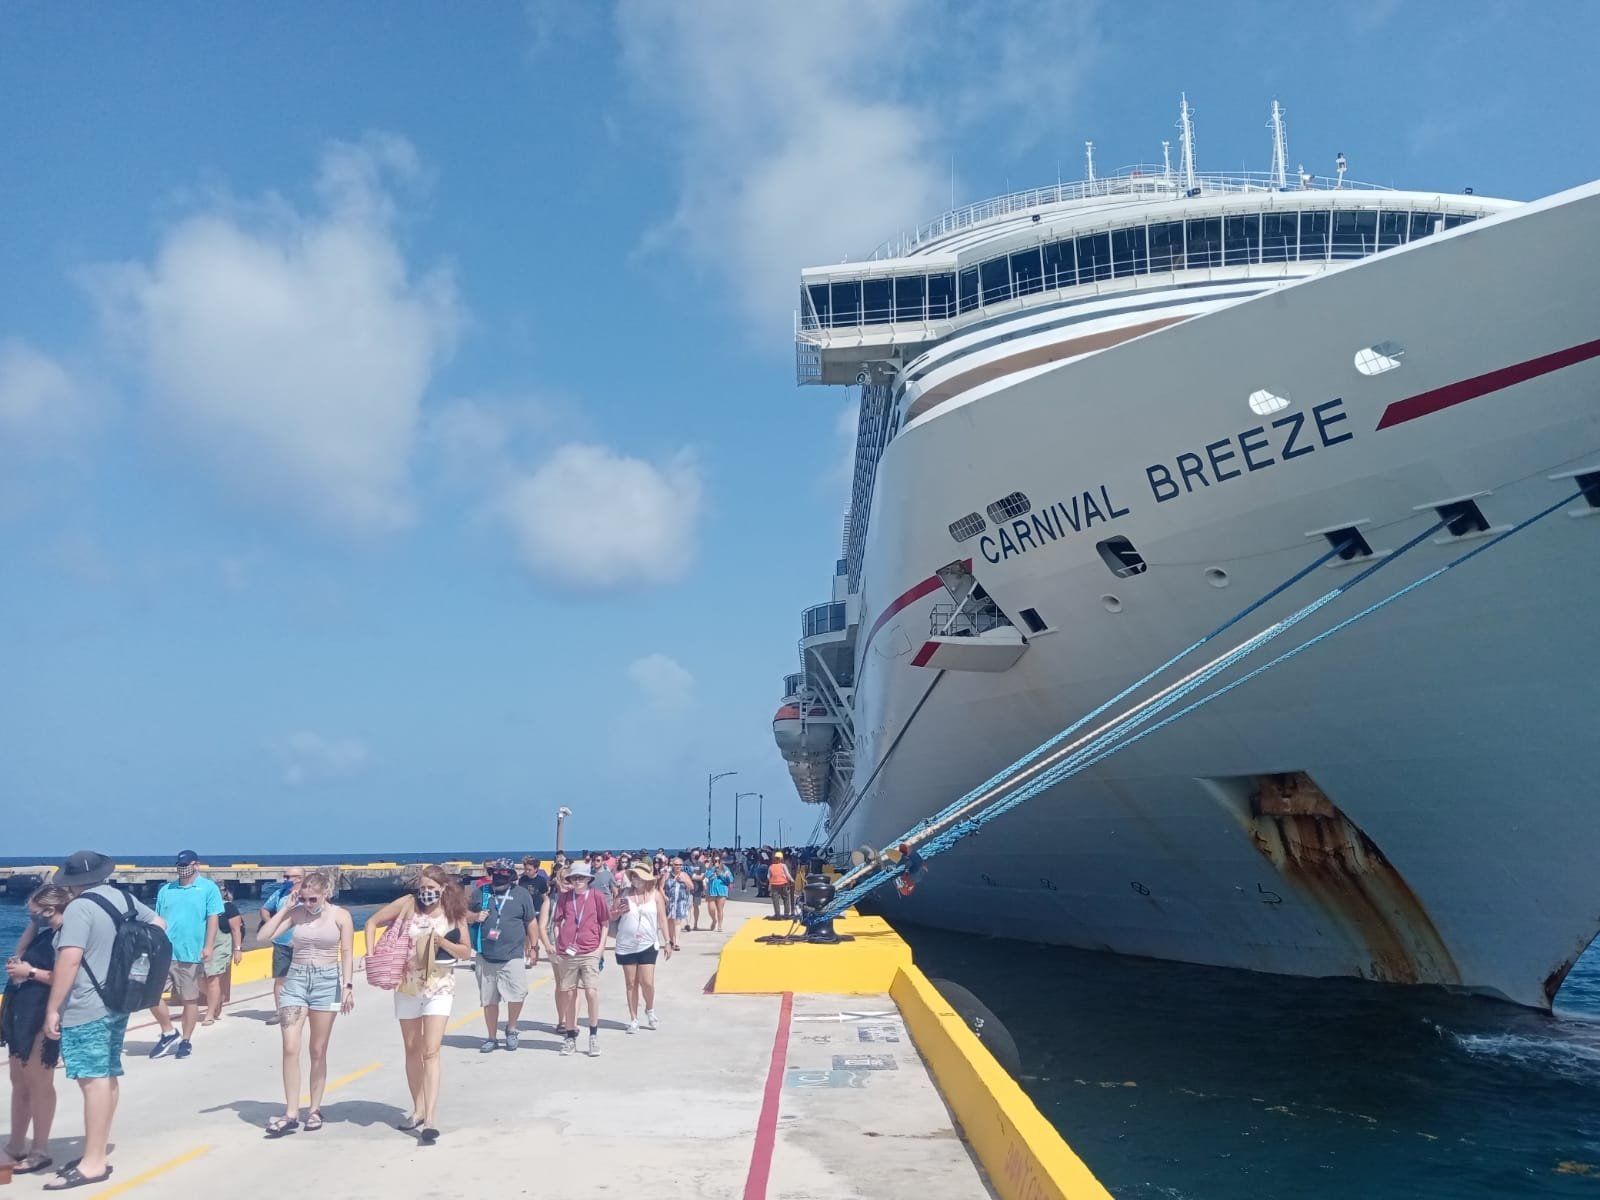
[487, 890, 513, 934]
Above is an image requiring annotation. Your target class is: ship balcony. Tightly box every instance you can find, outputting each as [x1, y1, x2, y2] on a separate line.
[800, 601, 851, 649]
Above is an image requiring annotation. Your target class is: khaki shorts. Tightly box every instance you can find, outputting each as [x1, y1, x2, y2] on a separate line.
[168, 961, 203, 1002]
[551, 952, 601, 991]
[476, 957, 529, 1004]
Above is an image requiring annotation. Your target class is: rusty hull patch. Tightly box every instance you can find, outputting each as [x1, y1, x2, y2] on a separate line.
[1245, 773, 1462, 988]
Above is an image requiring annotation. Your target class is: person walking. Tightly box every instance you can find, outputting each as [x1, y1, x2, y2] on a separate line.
[363, 867, 471, 1145]
[612, 866, 671, 1034]
[2, 885, 69, 1177]
[469, 860, 539, 1053]
[41, 850, 166, 1192]
[255, 870, 355, 1137]
[537, 867, 571, 1029]
[689, 862, 706, 931]
[706, 855, 733, 932]
[259, 867, 304, 1024]
[542, 861, 609, 1058]
[201, 886, 244, 1025]
[147, 850, 222, 1060]
[662, 857, 690, 951]
[767, 852, 794, 919]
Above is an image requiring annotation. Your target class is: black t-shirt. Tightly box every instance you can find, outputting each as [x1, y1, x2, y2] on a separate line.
[214, 901, 241, 942]
[520, 872, 549, 906]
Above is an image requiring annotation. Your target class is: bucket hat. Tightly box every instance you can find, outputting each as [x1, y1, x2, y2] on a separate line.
[53, 850, 115, 888]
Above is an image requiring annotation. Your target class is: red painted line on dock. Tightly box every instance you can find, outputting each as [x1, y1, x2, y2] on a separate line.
[742, 991, 794, 1200]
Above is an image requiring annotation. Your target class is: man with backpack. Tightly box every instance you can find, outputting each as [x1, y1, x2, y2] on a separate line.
[42, 850, 169, 1192]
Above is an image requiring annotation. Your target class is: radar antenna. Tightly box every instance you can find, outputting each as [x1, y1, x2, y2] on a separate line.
[1268, 100, 1289, 190]
[1084, 140, 1095, 184]
[1177, 94, 1198, 193]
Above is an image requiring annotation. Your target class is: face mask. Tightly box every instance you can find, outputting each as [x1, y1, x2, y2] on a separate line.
[492, 877, 513, 891]
[417, 888, 442, 908]
[302, 899, 325, 915]
[177, 866, 196, 880]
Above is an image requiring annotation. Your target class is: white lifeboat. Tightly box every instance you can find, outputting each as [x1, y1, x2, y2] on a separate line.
[773, 702, 837, 760]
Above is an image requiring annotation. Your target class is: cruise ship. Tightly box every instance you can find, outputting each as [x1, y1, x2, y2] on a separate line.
[771, 99, 1600, 1010]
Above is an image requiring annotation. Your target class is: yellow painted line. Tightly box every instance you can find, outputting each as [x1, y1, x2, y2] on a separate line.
[444, 976, 552, 1032]
[299, 1060, 381, 1106]
[88, 1145, 211, 1199]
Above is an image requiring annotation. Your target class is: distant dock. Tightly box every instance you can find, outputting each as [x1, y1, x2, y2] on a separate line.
[0, 860, 480, 900]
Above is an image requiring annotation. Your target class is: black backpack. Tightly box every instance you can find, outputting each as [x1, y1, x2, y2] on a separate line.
[78, 889, 173, 1014]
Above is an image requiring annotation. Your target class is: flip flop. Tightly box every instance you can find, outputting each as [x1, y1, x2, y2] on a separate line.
[265, 1116, 299, 1138]
[43, 1163, 112, 1191]
[419, 1127, 440, 1146]
[397, 1116, 422, 1133]
[303, 1110, 323, 1132]
[13, 1154, 54, 1175]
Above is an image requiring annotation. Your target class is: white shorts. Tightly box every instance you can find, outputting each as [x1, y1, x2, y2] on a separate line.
[393, 988, 454, 1020]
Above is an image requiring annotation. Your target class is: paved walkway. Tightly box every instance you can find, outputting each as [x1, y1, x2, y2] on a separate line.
[24, 900, 991, 1199]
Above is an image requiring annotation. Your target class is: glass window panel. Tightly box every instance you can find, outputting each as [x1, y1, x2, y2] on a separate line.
[1298, 211, 1330, 261]
[927, 272, 955, 319]
[1111, 226, 1147, 277]
[958, 266, 979, 313]
[980, 257, 1011, 305]
[806, 284, 830, 328]
[1186, 218, 1222, 268]
[1042, 240, 1076, 289]
[894, 275, 926, 322]
[830, 280, 861, 326]
[1076, 231, 1112, 281]
[1010, 247, 1044, 295]
[1224, 214, 1260, 265]
[862, 278, 893, 323]
[1331, 210, 1376, 259]
[1377, 211, 1408, 250]
[1148, 221, 1185, 271]
[1411, 212, 1441, 241]
[1262, 212, 1297, 263]
[1443, 212, 1474, 229]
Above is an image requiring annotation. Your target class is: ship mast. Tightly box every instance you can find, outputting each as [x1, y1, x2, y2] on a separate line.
[1084, 140, 1095, 185]
[1268, 99, 1289, 190]
[1177, 94, 1198, 192]
[1161, 139, 1172, 185]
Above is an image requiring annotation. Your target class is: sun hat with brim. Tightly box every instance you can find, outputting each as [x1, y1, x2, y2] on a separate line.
[566, 861, 593, 879]
[53, 850, 116, 888]
[627, 866, 656, 884]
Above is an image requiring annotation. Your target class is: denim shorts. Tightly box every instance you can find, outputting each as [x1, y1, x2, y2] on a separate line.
[279, 964, 343, 1012]
[60, 1013, 130, 1080]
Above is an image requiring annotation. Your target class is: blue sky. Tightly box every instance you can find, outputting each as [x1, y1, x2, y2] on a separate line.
[3, 1, 1597, 856]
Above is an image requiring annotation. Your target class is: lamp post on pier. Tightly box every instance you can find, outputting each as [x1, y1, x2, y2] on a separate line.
[555, 806, 572, 854]
[734, 792, 761, 851]
[707, 770, 737, 847]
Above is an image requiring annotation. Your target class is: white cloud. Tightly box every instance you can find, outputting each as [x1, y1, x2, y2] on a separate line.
[86, 133, 461, 535]
[0, 339, 94, 455]
[627, 652, 696, 713]
[282, 730, 369, 788]
[497, 442, 702, 589]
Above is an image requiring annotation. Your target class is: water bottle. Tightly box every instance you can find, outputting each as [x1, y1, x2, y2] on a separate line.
[130, 953, 150, 984]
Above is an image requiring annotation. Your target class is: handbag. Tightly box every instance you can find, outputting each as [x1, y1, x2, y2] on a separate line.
[364, 902, 415, 991]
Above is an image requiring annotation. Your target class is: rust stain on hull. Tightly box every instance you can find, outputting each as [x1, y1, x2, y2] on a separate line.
[1245, 773, 1461, 987]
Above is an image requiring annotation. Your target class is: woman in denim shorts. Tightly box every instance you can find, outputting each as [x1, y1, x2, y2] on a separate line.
[255, 870, 355, 1137]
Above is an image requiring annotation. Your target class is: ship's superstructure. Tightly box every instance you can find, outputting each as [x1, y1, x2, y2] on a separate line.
[771, 99, 1600, 1008]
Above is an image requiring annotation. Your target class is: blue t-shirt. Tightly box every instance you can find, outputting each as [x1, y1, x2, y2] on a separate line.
[262, 884, 296, 947]
[707, 866, 732, 898]
[155, 876, 225, 963]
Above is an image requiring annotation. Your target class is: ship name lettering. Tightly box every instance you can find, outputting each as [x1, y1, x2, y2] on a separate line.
[978, 484, 1130, 564]
[1144, 398, 1355, 504]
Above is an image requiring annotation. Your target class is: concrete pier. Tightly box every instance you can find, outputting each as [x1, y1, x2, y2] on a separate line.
[0, 861, 464, 900]
[6, 899, 1109, 1199]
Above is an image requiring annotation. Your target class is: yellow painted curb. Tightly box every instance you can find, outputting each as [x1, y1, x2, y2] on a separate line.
[712, 913, 911, 994]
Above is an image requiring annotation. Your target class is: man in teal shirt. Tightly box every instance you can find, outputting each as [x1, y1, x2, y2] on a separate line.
[148, 849, 223, 1060]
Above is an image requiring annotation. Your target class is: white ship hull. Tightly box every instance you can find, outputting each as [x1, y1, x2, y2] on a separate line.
[831, 181, 1600, 1009]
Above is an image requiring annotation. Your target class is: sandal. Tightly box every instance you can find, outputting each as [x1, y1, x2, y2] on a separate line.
[397, 1116, 422, 1133]
[303, 1110, 323, 1132]
[419, 1127, 440, 1146]
[43, 1163, 113, 1191]
[13, 1153, 54, 1175]
[265, 1116, 299, 1138]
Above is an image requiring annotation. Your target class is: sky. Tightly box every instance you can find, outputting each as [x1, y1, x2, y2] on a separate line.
[3, 1, 1598, 856]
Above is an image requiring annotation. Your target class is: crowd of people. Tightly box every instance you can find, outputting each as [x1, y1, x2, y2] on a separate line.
[1, 842, 823, 1188]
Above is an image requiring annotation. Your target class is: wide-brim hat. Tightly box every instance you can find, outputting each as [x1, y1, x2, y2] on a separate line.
[566, 861, 593, 879]
[627, 866, 656, 884]
[54, 850, 115, 888]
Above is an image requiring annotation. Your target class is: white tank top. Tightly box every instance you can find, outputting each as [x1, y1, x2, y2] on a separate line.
[614, 891, 660, 955]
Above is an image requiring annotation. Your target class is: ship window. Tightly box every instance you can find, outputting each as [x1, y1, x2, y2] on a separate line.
[1248, 389, 1290, 416]
[1007, 247, 1041, 296]
[806, 284, 830, 328]
[1435, 498, 1491, 537]
[927, 272, 956, 320]
[1042, 239, 1077, 289]
[830, 280, 861, 327]
[1354, 340, 1405, 375]
[1224, 214, 1260, 265]
[1096, 536, 1148, 578]
[1076, 232, 1112, 281]
[1186, 218, 1222, 268]
[1148, 221, 1185, 271]
[1331, 210, 1376, 259]
[862, 278, 893, 324]
[895, 275, 926, 323]
[1020, 607, 1048, 633]
[948, 512, 986, 543]
[1299, 210, 1330, 260]
[1410, 212, 1440, 241]
[1111, 225, 1147, 277]
[1377, 211, 1409, 250]
[986, 491, 1031, 522]
[1443, 213, 1475, 229]
[1262, 212, 1297, 263]
[958, 266, 980, 314]
[980, 257, 1011, 305]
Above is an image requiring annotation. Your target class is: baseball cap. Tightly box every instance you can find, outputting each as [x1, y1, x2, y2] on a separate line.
[176, 849, 200, 867]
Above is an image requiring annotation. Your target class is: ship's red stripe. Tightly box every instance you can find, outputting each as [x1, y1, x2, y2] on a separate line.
[1375, 337, 1600, 430]
[860, 559, 970, 660]
[910, 641, 939, 667]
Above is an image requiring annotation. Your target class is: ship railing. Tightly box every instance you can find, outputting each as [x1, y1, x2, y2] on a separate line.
[929, 603, 1012, 637]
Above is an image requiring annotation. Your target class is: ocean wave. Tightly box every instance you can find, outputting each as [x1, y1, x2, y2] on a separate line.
[1445, 1025, 1600, 1085]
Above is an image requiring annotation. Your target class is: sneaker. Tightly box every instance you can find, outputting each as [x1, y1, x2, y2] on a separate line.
[560, 1035, 576, 1057]
[644, 1009, 658, 1030]
[626, 1019, 638, 1035]
[588, 1032, 601, 1058]
[175, 1039, 192, 1059]
[505, 1027, 519, 1051]
[479, 1038, 497, 1053]
[149, 1032, 180, 1059]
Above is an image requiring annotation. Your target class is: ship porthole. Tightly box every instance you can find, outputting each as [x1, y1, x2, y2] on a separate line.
[1100, 594, 1123, 613]
[1204, 567, 1230, 588]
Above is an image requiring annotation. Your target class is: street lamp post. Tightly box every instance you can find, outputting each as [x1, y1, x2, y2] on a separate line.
[554, 806, 572, 854]
[759, 793, 764, 846]
[707, 770, 737, 847]
[734, 792, 761, 850]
